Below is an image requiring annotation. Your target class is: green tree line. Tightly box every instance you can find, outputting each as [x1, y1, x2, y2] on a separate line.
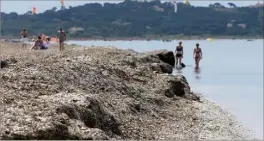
[1, 0, 263, 38]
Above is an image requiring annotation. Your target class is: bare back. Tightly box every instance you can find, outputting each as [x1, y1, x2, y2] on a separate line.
[57, 31, 66, 41]
[20, 31, 28, 38]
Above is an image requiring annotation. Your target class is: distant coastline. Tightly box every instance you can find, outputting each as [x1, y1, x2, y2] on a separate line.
[1, 35, 263, 42]
[2, 1, 263, 39]
[67, 35, 263, 41]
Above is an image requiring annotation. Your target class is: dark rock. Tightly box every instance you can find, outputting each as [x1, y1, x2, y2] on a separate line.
[162, 77, 187, 98]
[159, 63, 173, 74]
[170, 80, 186, 97]
[143, 50, 175, 67]
[1, 58, 17, 69]
[1, 60, 8, 68]
[151, 63, 173, 74]
[155, 50, 175, 67]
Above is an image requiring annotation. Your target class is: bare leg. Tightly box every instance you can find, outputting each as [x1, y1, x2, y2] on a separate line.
[30, 45, 38, 50]
[175, 57, 178, 67]
[59, 42, 62, 51]
[195, 57, 199, 67]
[179, 57, 182, 66]
[197, 57, 200, 67]
[62, 41, 64, 51]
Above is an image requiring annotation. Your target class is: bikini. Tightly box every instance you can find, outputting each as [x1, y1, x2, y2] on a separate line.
[176, 46, 183, 58]
[195, 48, 201, 58]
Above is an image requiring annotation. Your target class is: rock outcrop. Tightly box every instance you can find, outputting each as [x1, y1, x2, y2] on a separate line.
[145, 50, 175, 67]
[0, 46, 253, 140]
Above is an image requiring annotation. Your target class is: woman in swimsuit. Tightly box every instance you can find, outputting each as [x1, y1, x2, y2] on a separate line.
[193, 43, 202, 67]
[20, 28, 28, 48]
[30, 36, 44, 50]
[175, 41, 183, 67]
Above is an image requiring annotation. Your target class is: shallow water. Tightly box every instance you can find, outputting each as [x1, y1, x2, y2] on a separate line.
[67, 39, 263, 139]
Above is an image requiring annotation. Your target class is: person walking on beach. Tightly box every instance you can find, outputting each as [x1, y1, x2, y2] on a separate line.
[20, 28, 28, 48]
[57, 28, 66, 51]
[193, 43, 202, 67]
[175, 41, 184, 68]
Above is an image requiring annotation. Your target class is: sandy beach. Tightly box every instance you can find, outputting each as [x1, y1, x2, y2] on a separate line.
[0, 42, 256, 140]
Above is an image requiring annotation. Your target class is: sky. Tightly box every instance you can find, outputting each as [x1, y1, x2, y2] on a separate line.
[0, 0, 263, 14]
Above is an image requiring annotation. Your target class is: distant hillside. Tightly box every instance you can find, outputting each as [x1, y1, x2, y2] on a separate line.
[1, 0, 263, 38]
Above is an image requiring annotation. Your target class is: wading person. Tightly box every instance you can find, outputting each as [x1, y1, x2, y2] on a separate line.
[175, 41, 183, 68]
[20, 28, 28, 48]
[57, 28, 66, 51]
[193, 43, 202, 67]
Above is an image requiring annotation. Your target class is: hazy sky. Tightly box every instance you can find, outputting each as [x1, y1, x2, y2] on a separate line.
[1, 0, 263, 14]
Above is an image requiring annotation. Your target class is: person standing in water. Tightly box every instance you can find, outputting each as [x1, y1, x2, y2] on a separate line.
[193, 43, 202, 67]
[20, 28, 28, 48]
[57, 28, 66, 51]
[175, 41, 183, 68]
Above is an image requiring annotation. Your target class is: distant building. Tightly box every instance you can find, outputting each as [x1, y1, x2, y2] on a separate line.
[248, 1, 264, 8]
[237, 24, 246, 29]
[68, 27, 84, 34]
[227, 23, 233, 28]
[153, 6, 164, 12]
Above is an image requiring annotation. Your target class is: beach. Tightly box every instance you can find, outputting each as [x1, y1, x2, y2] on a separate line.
[0, 42, 257, 139]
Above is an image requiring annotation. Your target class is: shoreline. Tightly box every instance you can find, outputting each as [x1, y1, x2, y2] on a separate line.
[0, 42, 256, 140]
[1, 35, 263, 42]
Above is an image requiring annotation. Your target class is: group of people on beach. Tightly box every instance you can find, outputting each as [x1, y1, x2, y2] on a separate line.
[20, 28, 67, 51]
[175, 41, 202, 68]
[21, 28, 202, 68]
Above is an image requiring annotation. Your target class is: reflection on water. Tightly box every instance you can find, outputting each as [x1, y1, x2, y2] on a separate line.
[175, 67, 183, 74]
[194, 66, 201, 80]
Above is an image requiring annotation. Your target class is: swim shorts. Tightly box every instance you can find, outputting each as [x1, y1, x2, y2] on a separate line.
[176, 54, 182, 58]
[21, 38, 28, 44]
